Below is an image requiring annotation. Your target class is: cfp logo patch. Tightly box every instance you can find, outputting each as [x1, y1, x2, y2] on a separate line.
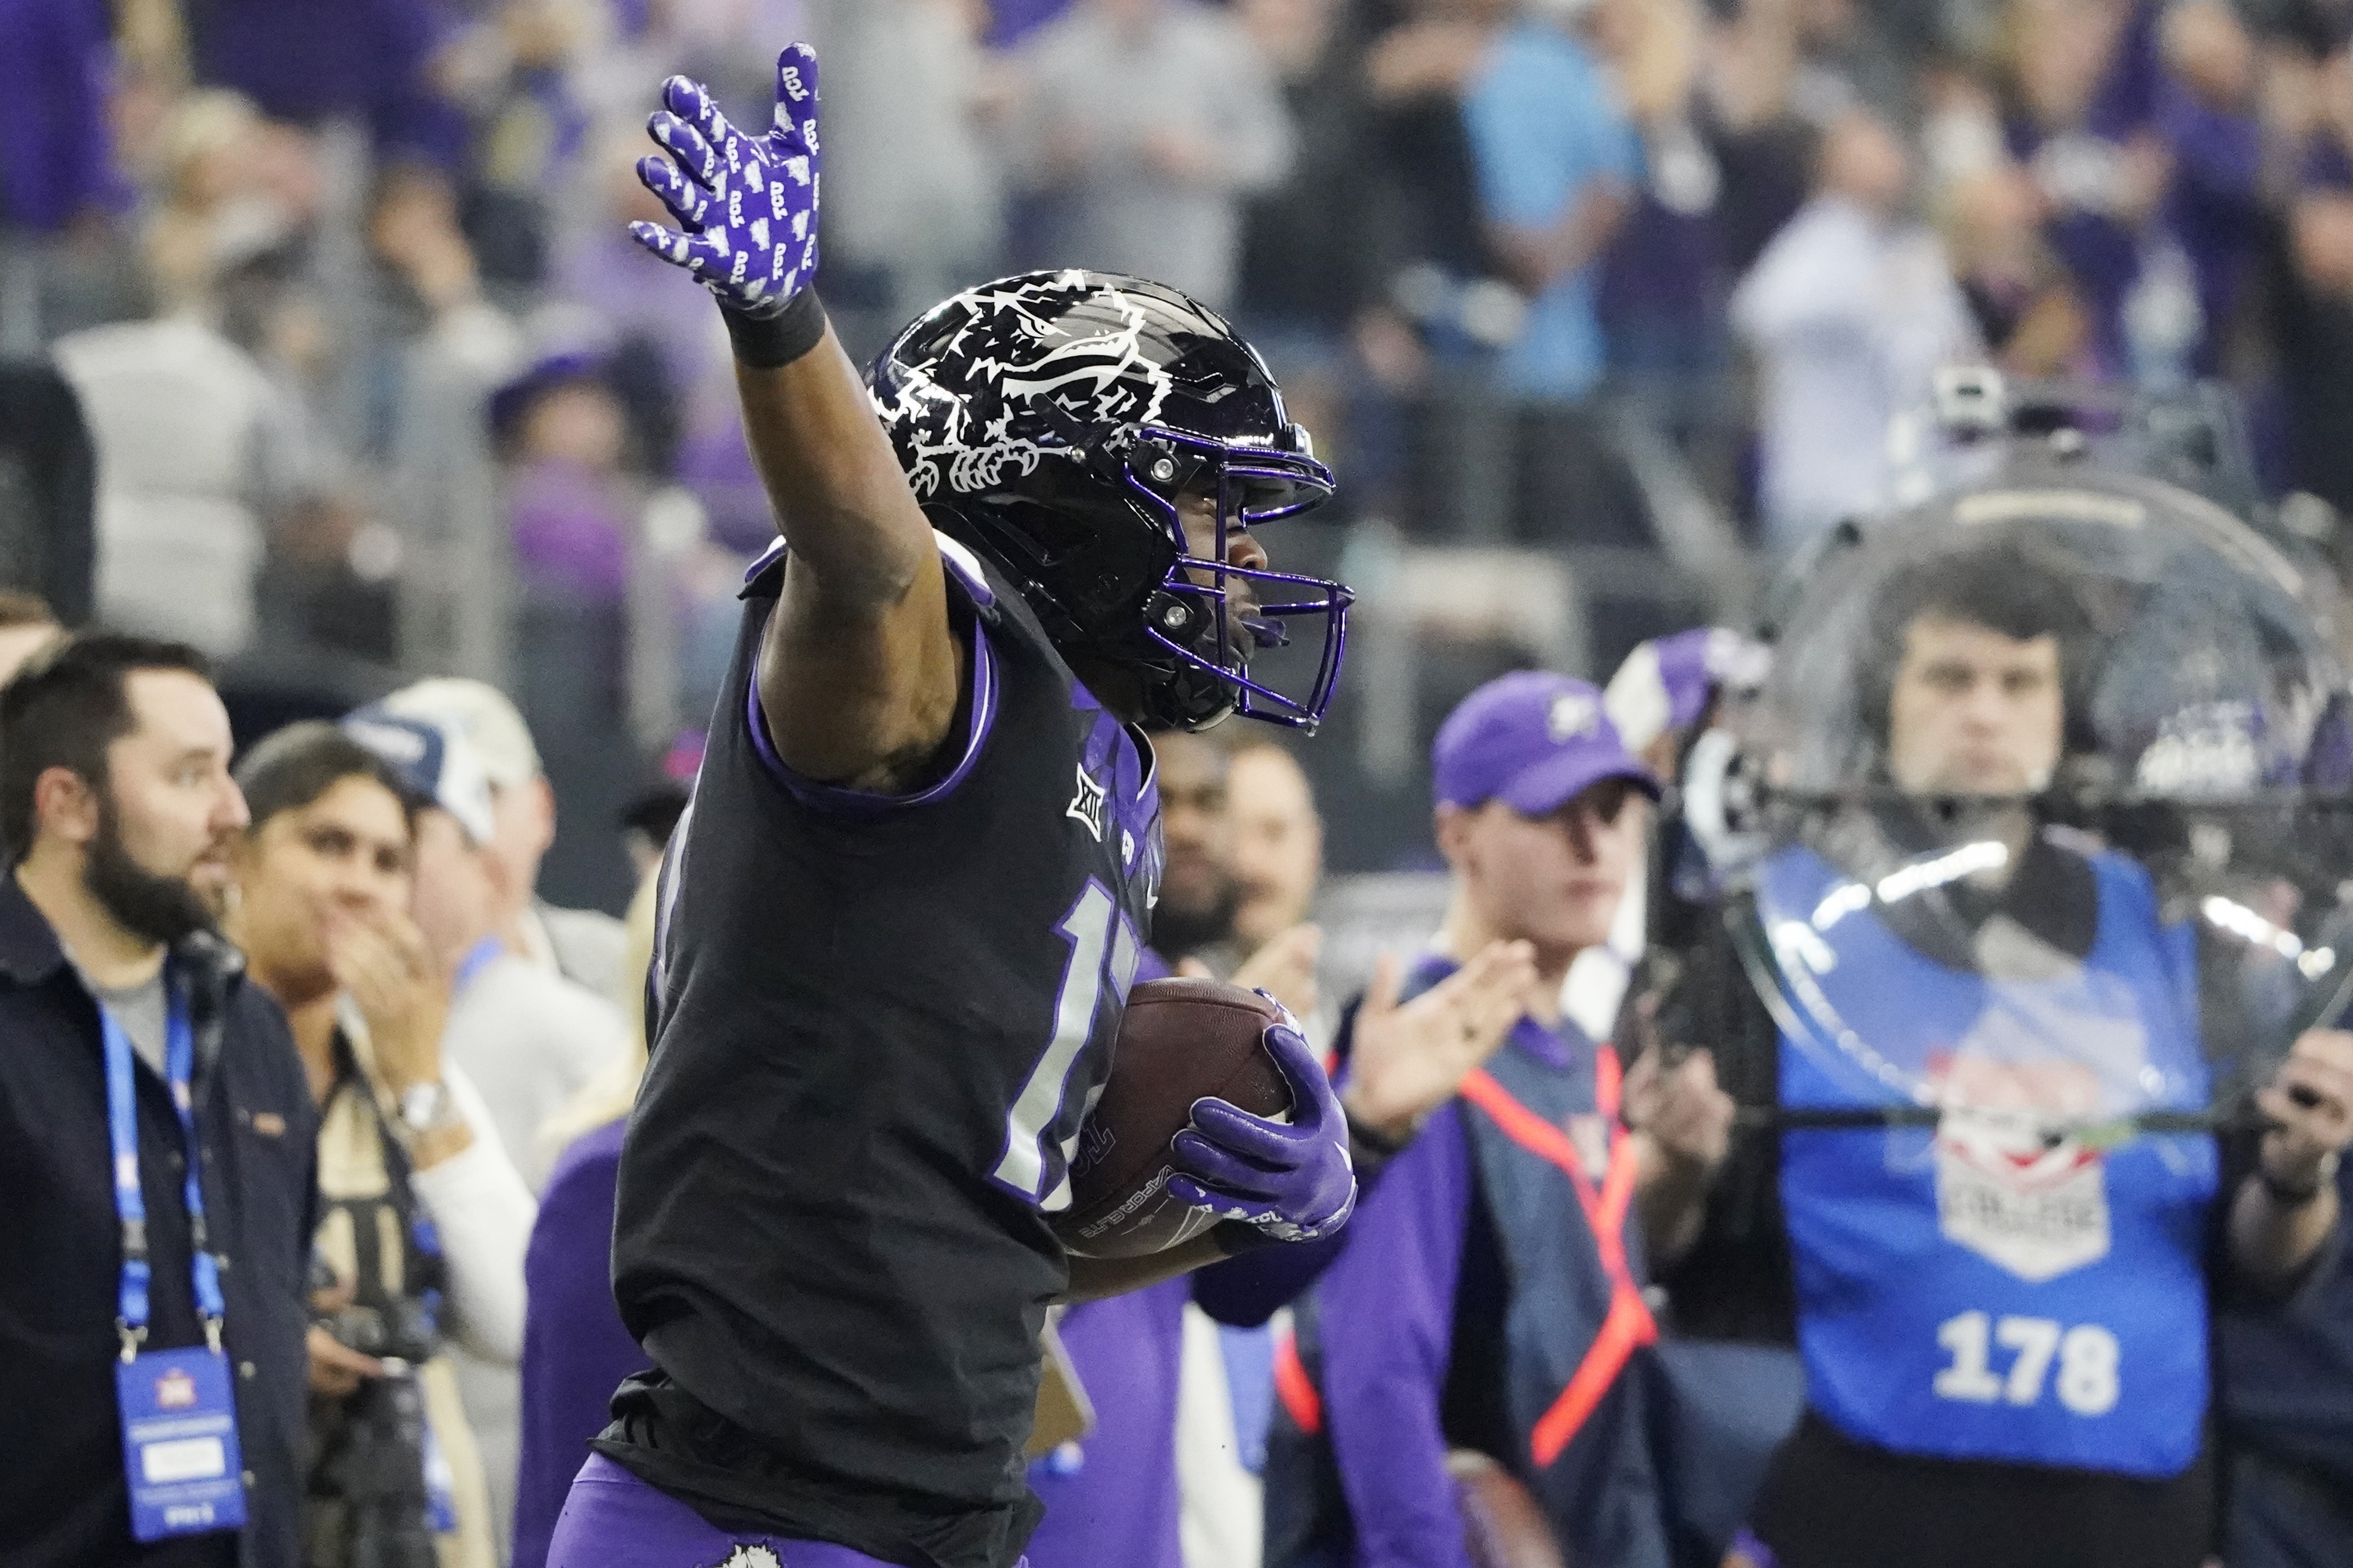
[1067, 763, 1108, 843]
[1936, 1114, 2113, 1282]
[155, 1367, 199, 1410]
[1547, 691, 1599, 743]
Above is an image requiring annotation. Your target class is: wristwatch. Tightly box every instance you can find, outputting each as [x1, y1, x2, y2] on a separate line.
[397, 1080, 463, 1140]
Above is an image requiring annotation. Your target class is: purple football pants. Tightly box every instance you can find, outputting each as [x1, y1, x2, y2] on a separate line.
[549, 1454, 1032, 1568]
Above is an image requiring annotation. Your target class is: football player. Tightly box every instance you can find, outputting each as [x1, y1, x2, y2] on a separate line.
[545, 45, 1361, 1568]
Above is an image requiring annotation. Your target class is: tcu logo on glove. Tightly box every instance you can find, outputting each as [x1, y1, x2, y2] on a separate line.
[629, 44, 822, 320]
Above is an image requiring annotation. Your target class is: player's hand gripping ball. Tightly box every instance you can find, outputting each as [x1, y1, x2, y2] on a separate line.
[1055, 979, 1355, 1258]
[630, 44, 821, 318]
[1167, 1007, 1356, 1243]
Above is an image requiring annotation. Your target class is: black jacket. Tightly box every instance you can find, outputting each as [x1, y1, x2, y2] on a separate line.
[0, 874, 317, 1568]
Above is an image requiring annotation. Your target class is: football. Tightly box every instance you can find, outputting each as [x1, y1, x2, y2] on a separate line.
[1052, 977, 1294, 1259]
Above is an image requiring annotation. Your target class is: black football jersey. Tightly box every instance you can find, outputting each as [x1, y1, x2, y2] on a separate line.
[598, 536, 1162, 1568]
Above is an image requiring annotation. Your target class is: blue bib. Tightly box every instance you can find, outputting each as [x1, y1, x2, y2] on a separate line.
[1761, 843, 2217, 1477]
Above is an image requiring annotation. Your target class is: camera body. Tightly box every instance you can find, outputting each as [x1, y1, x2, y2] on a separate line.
[310, 1297, 447, 1568]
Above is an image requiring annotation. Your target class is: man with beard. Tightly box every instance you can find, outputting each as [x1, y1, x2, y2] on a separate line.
[1228, 739, 1321, 952]
[1150, 726, 1321, 1021]
[0, 634, 317, 1568]
[1149, 725, 1250, 969]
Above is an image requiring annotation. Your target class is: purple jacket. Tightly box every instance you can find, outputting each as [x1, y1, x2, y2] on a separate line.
[514, 1118, 646, 1568]
[1317, 1097, 1486, 1568]
[1275, 966, 1664, 1568]
[1025, 1279, 1192, 1568]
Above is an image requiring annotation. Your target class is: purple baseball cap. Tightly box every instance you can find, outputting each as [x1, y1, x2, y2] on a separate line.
[1603, 626, 1769, 752]
[1433, 671, 1660, 816]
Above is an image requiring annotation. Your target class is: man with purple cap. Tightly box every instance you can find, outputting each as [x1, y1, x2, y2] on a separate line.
[1263, 671, 1733, 1568]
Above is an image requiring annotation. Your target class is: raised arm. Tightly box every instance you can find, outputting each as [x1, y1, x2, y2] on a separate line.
[631, 46, 962, 792]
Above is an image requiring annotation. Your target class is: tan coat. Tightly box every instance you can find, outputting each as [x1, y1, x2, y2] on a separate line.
[307, 1035, 498, 1568]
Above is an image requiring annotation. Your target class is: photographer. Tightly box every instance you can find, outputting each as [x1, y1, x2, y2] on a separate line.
[227, 722, 535, 1568]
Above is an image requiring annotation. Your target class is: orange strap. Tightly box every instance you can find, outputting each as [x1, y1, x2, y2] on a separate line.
[1529, 1281, 1654, 1465]
[1458, 1054, 1657, 1468]
[1595, 1042, 1623, 1120]
[1273, 1325, 1324, 1435]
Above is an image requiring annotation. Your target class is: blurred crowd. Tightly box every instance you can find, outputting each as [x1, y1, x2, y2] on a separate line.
[6, 0, 2353, 894]
[5, 7, 2353, 1568]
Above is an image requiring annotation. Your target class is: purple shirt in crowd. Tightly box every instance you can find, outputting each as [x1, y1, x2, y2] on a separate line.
[189, 0, 465, 161]
[2158, 86, 2262, 376]
[0, 0, 122, 231]
[988, 0, 1075, 48]
[508, 457, 634, 603]
[2006, 0, 2164, 373]
[514, 1118, 646, 1568]
[1024, 1279, 1192, 1568]
[1598, 125, 1730, 376]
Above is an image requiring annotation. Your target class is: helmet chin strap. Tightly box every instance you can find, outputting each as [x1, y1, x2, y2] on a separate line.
[1140, 666, 1237, 732]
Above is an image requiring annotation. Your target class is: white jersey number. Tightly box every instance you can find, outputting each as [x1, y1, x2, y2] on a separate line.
[992, 880, 1142, 1207]
[1933, 1310, 2120, 1417]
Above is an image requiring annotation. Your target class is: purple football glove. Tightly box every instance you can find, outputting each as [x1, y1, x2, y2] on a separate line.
[1167, 1007, 1357, 1244]
[629, 44, 821, 319]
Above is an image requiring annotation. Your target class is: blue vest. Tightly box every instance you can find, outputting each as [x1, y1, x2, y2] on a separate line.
[1761, 843, 2217, 1477]
[1268, 970, 1669, 1568]
[1461, 1034, 1670, 1568]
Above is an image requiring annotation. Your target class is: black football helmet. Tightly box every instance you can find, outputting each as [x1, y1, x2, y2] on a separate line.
[867, 269, 1350, 731]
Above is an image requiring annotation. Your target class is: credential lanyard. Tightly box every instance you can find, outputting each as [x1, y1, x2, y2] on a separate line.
[453, 933, 503, 997]
[103, 978, 225, 1360]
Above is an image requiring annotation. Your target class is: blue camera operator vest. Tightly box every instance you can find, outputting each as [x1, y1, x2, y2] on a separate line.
[1760, 842, 2217, 1477]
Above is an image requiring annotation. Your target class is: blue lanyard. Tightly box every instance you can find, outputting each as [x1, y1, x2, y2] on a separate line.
[102, 974, 225, 1361]
[453, 934, 503, 997]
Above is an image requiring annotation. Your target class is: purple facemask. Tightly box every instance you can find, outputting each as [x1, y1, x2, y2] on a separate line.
[1113, 424, 1352, 732]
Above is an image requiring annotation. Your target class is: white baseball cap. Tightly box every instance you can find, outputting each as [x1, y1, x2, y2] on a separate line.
[341, 708, 499, 846]
[379, 678, 543, 791]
